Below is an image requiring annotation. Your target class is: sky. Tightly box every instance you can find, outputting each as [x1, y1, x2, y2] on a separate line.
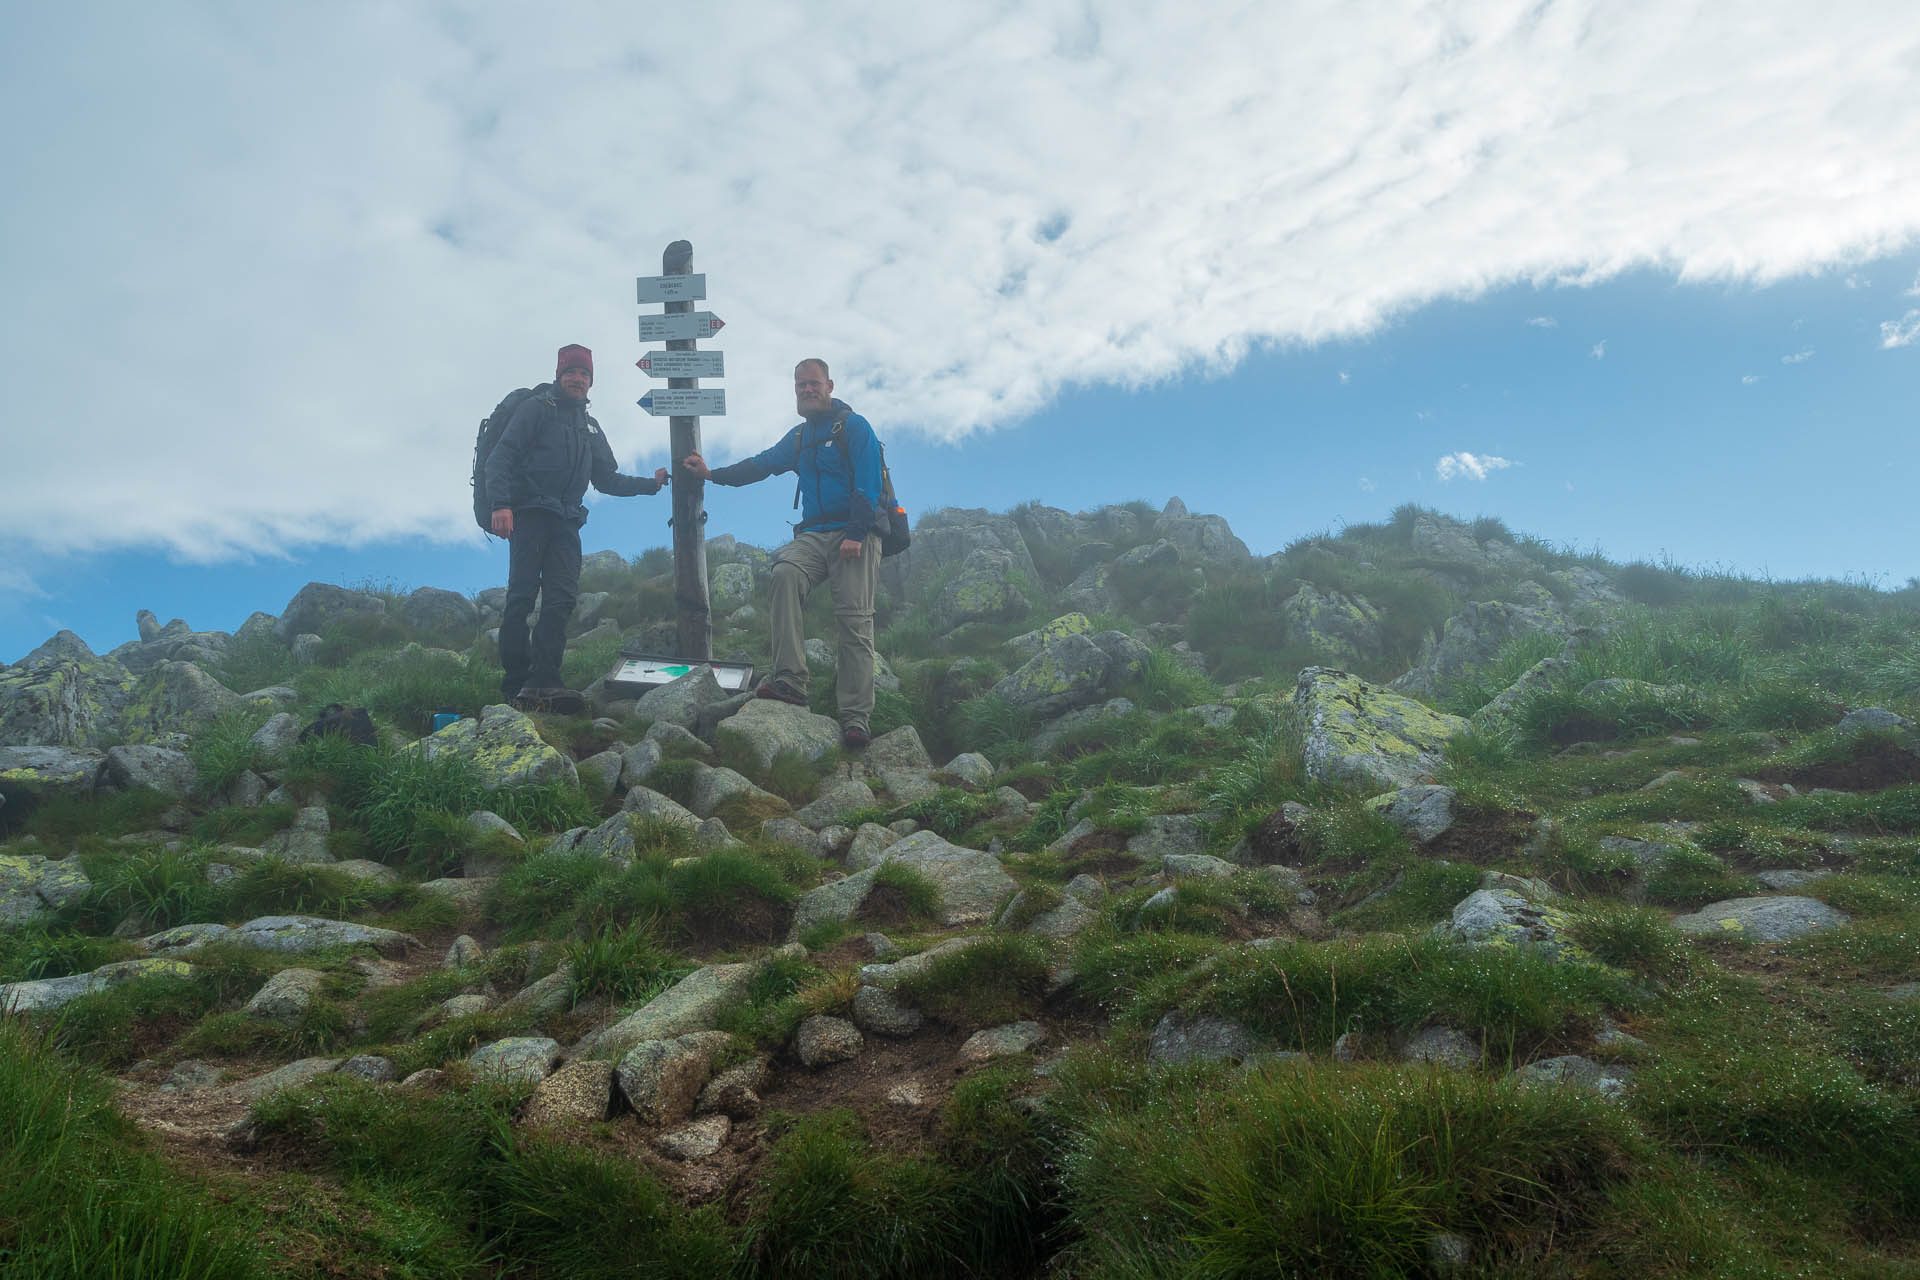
[2, 1, 1917, 663]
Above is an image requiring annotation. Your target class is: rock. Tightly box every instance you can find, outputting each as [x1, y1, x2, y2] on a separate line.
[1402, 1026, 1480, 1069]
[140, 922, 235, 953]
[1671, 896, 1850, 942]
[616, 1031, 732, 1125]
[693, 818, 739, 850]
[931, 548, 1031, 630]
[501, 967, 575, 1019]
[247, 713, 303, 762]
[1126, 814, 1211, 860]
[1296, 667, 1466, 792]
[227, 1057, 344, 1102]
[863, 725, 933, 772]
[991, 786, 1030, 817]
[713, 699, 842, 773]
[576, 749, 624, 797]
[1754, 868, 1829, 890]
[411, 703, 577, 790]
[871, 767, 934, 808]
[1284, 584, 1388, 668]
[658, 1114, 732, 1160]
[399, 587, 477, 639]
[1443, 890, 1575, 958]
[1154, 503, 1249, 562]
[1115, 538, 1181, 569]
[469, 1037, 562, 1086]
[794, 779, 875, 828]
[1511, 1055, 1629, 1098]
[851, 985, 924, 1037]
[1365, 784, 1457, 843]
[1065, 875, 1108, 906]
[260, 805, 334, 865]
[711, 562, 757, 610]
[162, 1061, 224, 1092]
[1835, 707, 1920, 751]
[443, 934, 485, 968]
[523, 1059, 617, 1128]
[795, 1015, 864, 1067]
[1, 957, 195, 1013]
[882, 832, 1018, 926]
[959, 1021, 1045, 1062]
[231, 915, 417, 956]
[1149, 1011, 1264, 1064]
[941, 752, 995, 789]
[1030, 698, 1138, 755]
[273, 583, 385, 644]
[0, 853, 91, 926]
[760, 817, 826, 858]
[580, 962, 759, 1061]
[844, 823, 903, 870]
[636, 666, 729, 731]
[1391, 601, 1566, 700]
[0, 746, 106, 805]
[1160, 852, 1238, 880]
[990, 633, 1115, 719]
[0, 635, 138, 748]
[616, 740, 666, 792]
[244, 967, 327, 1022]
[417, 878, 493, 917]
[466, 809, 524, 845]
[679, 766, 772, 819]
[103, 744, 198, 798]
[117, 661, 252, 743]
[886, 511, 1041, 606]
[322, 1056, 391, 1087]
[1006, 613, 1092, 662]
[436, 994, 492, 1021]
[619, 788, 702, 834]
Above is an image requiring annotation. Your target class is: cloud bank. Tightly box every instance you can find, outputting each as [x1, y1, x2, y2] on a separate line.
[4, 2, 1919, 561]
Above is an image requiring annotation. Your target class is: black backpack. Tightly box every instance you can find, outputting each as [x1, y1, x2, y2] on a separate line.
[794, 406, 912, 558]
[470, 384, 551, 531]
[298, 704, 377, 747]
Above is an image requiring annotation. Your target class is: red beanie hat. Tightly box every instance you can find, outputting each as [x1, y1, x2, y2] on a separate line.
[556, 344, 594, 379]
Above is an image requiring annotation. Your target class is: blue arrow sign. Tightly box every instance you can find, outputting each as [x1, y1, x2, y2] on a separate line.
[638, 388, 727, 416]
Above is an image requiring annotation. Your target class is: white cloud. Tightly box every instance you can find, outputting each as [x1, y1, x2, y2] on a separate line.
[3, 3, 1920, 559]
[1882, 310, 1920, 349]
[1908, 271, 1920, 297]
[1590, 340, 1608, 359]
[1844, 273, 1870, 289]
[1338, 369, 1351, 384]
[1358, 476, 1375, 492]
[1526, 315, 1558, 328]
[1436, 452, 1515, 483]
[1782, 348, 1815, 363]
[1741, 374, 1761, 384]
[0, 567, 47, 602]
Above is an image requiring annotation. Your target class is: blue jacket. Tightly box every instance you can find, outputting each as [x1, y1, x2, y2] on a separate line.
[485, 390, 660, 527]
[708, 400, 884, 543]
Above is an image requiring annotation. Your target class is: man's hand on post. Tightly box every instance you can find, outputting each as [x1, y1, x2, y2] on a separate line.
[682, 454, 711, 481]
[653, 467, 670, 486]
[839, 538, 864, 561]
[491, 508, 514, 537]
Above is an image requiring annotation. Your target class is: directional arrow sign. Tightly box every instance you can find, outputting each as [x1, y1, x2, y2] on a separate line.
[636, 350, 725, 378]
[636, 273, 707, 303]
[638, 389, 727, 416]
[637, 311, 725, 342]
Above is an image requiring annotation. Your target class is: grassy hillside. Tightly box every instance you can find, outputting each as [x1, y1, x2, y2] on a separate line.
[3, 501, 1918, 1278]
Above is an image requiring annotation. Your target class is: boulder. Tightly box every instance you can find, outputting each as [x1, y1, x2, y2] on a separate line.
[635, 666, 729, 731]
[795, 1015, 864, 1067]
[851, 985, 923, 1037]
[524, 1060, 617, 1128]
[863, 725, 933, 772]
[1154, 503, 1250, 562]
[619, 739, 665, 789]
[710, 562, 757, 610]
[931, 548, 1031, 630]
[0, 853, 91, 926]
[1064, 563, 1114, 615]
[991, 633, 1114, 719]
[0, 633, 140, 749]
[469, 1037, 562, 1086]
[400, 587, 478, 639]
[885, 510, 1040, 604]
[1442, 889, 1576, 959]
[620, 788, 701, 830]
[1126, 814, 1211, 861]
[1006, 613, 1093, 662]
[116, 660, 255, 743]
[698, 1055, 773, 1118]
[247, 713, 303, 762]
[338, 1055, 399, 1084]
[1, 957, 194, 1013]
[688, 766, 785, 820]
[243, 967, 327, 1022]
[658, 1115, 731, 1160]
[712, 699, 842, 772]
[794, 779, 876, 829]
[1283, 584, 1387, 668]
[844, 823, 902, 870]
[0, 746, 105, 805]
[273, 583, 386, 644]
[1402, 1026, 1480, 1069]
[576, 749, 625, 797]
[1391, 601, 1566, 700]
[880, 831, 1018, 926]
[1511, 1055, 1629, 1099]
[231, 915, 417, 956]
[579, 961, 759, 1061]
[1031, 697, 1136, 755]
[1365, 784, 1458, 843]
[411, 703, 578, 790]
[1671, 895, 1850, 942]
[1296, 667, 1466, 791]
[226, 1057, 344, 1102]
[616, 1030, 732, 1125]
[1149, 1011, 1264, 1064]
[959, 1021, 1044, 1062]
[858, 935, 993, 991]
[261, 805, 334, 865]
[759, 817, 826, 858]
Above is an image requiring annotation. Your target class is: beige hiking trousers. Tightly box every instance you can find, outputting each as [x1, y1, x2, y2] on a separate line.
[769, 529, 881, 730]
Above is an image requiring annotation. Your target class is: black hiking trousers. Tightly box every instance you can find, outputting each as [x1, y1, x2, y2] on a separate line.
[498, 508, 582, 698]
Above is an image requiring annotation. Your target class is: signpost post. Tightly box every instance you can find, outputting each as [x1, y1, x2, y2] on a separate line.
[648, 240, 719, 662]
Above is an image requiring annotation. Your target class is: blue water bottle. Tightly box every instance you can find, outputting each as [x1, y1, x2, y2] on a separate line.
[432, 709, 460, 733]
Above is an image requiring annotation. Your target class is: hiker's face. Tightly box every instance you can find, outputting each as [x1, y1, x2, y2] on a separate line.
[558, 367, 592, 399]
[794, 365, 832, 414]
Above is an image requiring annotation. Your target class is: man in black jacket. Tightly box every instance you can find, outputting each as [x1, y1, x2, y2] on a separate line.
[486, 343, 667, 705]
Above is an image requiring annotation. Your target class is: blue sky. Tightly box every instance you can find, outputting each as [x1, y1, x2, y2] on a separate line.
[3, 3, 1917, 663]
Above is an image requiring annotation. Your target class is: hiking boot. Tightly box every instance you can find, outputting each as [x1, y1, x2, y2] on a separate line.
[514, 686, 585, 714]
[840, 724, 871, 751]
[754, 679, 810, 708]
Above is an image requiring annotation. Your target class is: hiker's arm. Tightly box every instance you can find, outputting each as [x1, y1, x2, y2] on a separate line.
[837, 417, 884, 546]
[589, 431, 664, 497]
[691, 426, 800, 486]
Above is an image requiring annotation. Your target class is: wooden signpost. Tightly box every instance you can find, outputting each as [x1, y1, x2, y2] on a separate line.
[640, 240, 723, 662]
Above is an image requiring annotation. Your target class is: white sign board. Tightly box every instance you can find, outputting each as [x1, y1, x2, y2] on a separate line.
[607, 657, 754, 692]
[636, 350, 725, 378]
[638, 388, 727, 416]
[637, 312, 726, 342]
[636, 273, 707, 303]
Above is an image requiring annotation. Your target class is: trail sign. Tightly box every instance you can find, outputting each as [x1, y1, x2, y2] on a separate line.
[638, 388, 727, 416]
[636, 350, 725, 378]
[636, 273, 707, 303]
[637, 311, 725, 342]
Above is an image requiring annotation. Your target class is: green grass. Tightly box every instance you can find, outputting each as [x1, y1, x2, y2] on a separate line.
[190, 706, 273, 793]
[893, 935, 1050, 1027]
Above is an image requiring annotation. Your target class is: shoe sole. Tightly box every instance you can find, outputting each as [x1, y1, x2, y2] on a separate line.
[755, 685, 810, 708]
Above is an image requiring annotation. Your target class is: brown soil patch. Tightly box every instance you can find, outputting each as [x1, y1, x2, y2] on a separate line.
[681, 895, 793, 951]
[1245, 807, 1309, 866]
[1757, 742, 1920, 792]
[1422, 808, 1538, 865]
[1003, 775, 1055, 802]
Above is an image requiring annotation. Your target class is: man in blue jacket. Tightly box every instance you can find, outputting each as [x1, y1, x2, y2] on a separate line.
[487, 343, 668, 706]
[682, 358, 884, 749]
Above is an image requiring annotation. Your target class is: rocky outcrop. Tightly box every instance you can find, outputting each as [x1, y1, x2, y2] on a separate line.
[1283, 584, 1386, 668]
[1296, 668, 1466, 792]
[1671, 896, 1849, 942]
[0, 634, 138, 748]
[411, 704, 578, 790]
[273, 583, 387, 644]
[712, 700, 841, 773]
[1390, 601, 1567, 700]
[0, 853, 91, 926]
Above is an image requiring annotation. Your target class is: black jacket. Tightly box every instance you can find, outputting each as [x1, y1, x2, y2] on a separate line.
[484, 390, 659, 526]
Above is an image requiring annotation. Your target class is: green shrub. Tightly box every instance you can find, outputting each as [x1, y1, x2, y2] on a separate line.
[563, 924, 688, 1007]
[0, 926, 128, 984]
[190, 706, 271, 793]
[192, 801, 297, 846]
[894, 936, 1048, 1027]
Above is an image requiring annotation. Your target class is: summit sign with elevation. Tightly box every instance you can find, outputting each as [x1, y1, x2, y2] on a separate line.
[642, 241, 722, 661]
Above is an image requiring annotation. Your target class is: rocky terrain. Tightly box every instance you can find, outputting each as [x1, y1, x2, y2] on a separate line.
[3, 499, 1918, 1278]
